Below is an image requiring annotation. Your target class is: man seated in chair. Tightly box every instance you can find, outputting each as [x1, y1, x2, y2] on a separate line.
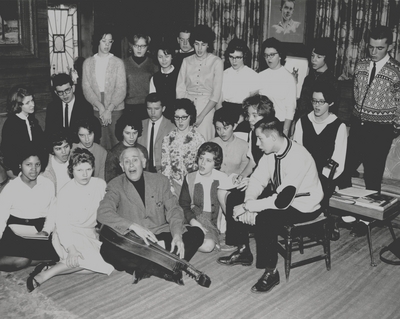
[97, 147, 204, 285]
[217, 117, 323, 293]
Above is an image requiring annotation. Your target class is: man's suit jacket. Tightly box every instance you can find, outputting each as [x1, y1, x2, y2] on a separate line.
[97, 171, 186, 237]
[138, 116, 175, 171]
[45, 94, 93, 136]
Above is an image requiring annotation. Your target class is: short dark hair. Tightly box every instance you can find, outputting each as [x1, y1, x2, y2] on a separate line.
[370, 25, 393, 45]
[190, 25, 215, 52]
[145, 92, 162, 104]
[225, 38, 252, 67]
[242, 94, 275, 120]
[115, 113, 143, 142]
[155, 41, 176, 60]
[18, 143, 46, 173]
[51, 73, 73, 89]
[92, 28, 115, 54]
[213, 106, 238, 126]
[281, 0, 295, 9]
[312, 81, 337, 105]
[67, 148, 95, 179]
[73, 116, 102, 140]
[47, 128, 72, 154]
[196, 142, 223, 171]
[259, 37, 287, 71]
[7, 86, 34, 114]
[255, 117, 284, 137]
[173, 98, 197, 126]
[312, 37, 336, 69]
[177, 24, 193, 36]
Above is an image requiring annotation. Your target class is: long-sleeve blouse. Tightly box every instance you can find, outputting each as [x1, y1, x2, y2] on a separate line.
[161, 127, 205, 187]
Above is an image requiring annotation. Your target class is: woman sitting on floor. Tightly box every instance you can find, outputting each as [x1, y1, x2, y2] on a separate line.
[27, 148, 114, 292]
[179, 142, 228, 252]
[0, 146, 58, 272]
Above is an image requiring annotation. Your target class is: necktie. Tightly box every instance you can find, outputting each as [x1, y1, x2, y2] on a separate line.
[149, 122, 155, 172]
[369, 62, 376, 86]
[273, 154, 281, 191]
[64, 103, 69, 128]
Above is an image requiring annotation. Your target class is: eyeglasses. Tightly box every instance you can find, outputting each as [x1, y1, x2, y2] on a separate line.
[264, 52, 278, 59]
[311, 99, 327, 106]
[56, 87, 72, 96]
[229, 55, 243, 61]
[174, 115, 189, 122]
[133, 44, 148, 49]
[101, 39, 114, 44]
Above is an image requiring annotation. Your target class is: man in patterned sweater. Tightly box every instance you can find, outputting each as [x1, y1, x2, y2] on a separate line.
[339, 25, 400, 192]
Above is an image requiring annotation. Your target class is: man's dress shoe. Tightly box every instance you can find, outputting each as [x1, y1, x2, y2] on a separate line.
[217, 248, 253, 266]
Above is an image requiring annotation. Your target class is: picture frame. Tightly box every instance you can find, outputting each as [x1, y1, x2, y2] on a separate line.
[0, 0, 38, 58]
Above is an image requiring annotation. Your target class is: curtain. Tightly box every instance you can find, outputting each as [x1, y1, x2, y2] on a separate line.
[315, 0, 400, 80]
[195, 0, 264, 70]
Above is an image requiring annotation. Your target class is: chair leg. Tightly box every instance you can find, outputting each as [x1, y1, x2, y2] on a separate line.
[298, 235, 304, 254]
[388, 222, 397, 241]
[323, 222, 331, 271]
[285, 232, 292, 282]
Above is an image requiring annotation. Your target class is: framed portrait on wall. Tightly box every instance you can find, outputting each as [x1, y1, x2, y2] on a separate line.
[268, 0, 306, 44]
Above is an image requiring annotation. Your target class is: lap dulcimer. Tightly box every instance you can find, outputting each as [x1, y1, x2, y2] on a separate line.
[100, 225, 211, 288]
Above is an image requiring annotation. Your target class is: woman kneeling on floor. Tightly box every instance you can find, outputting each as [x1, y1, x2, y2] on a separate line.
[27, 148, 113, 292]
[0, 146, 59, 272]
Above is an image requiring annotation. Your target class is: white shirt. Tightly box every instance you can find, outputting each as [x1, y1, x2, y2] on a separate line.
[63, 95, 75, 127]
[51, 155, 70, 194]
[293, 112, 348, 179]
[94, 53, 113, 92]
[16, 112, 32, 141]
[147, 116, 163, 166]
[258, 66, 297, 122]
[0, 175, 56, 238]
[222, 66, 258, 104]
[369, 54, 390, 83]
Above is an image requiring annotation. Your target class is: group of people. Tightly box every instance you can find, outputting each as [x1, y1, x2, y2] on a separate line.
[0, 23, 398, 295]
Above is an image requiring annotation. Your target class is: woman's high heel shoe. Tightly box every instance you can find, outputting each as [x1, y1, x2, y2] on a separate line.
[27, 275, 40, 292]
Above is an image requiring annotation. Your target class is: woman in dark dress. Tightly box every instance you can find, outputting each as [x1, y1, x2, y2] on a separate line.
[1, 86, 45, 179]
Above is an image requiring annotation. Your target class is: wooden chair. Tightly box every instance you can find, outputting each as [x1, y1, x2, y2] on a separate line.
[277, 161, 338, 281]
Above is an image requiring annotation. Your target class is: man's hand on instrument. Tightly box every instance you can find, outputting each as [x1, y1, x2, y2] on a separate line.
[129, 223, 157, 245]
[171, 234, 185, 259]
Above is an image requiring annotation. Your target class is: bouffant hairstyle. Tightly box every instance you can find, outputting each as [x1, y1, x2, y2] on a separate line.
[67, 148, 95, 179]
[259, 37, 287, 71]
[312, 81, 338, 114]
[173, 98, 197, 126]
[92, 28, 115, 54]
[213, 106, 239, 127]
[224, 38, 252, 68]
[195, 142, 223, 171]
[242, 94, 275, 120]
[51, 73, 73, 90]
[312, 37, 337, 70]
[128, 33, 151, 46]
[115, 113, 143, 142]
[190, 25, 215, 52]
[7, 86, 34, 114]
[47, 128, 72, 155]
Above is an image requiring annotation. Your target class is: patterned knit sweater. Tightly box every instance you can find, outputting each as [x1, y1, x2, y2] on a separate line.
[353, 57, 400, 128]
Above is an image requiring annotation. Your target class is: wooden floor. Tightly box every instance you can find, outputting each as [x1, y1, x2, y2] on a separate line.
[5, 224, 400, 319]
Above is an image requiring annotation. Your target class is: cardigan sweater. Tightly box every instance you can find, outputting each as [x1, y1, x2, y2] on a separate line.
[124, 56, 159, 105]
[353, 57, 400, 128]
[82, 55, 126, 112]
[179, 170, 224, 227]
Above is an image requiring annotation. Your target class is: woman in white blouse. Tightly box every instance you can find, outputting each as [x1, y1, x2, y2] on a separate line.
[0, 147, 58, 272]
[27, 148, 113, 292]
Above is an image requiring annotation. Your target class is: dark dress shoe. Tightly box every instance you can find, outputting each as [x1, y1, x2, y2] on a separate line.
[163, 271, 184, 286]
[132, 270, 152, 284]
[350, 221, 367, 237]
[27, 275, 40, 292]
[251, 270, 280, 293]
[29, 261, 55, 277]
[217, 247, 253, 266]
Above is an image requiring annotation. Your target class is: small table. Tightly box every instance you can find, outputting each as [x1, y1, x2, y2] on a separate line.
[329, 196, 400, 266]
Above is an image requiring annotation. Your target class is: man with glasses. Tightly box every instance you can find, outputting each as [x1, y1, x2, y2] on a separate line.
[45, 73, 93, 139]
[339, 25, 400, 193]
[173, 25, 195, 72]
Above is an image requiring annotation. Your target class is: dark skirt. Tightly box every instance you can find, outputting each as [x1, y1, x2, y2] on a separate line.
[0, 215, 59, 261]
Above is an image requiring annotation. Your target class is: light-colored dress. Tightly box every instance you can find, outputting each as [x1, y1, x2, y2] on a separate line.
[52, 177, 113, 275]
[176, 54, 223, 141]
[161, 127, 205, 196]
